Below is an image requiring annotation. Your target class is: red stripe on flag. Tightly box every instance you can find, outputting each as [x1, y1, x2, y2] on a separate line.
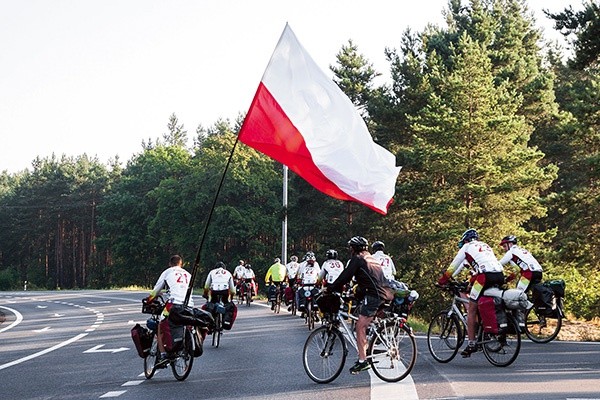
[239, 83, 355, 202]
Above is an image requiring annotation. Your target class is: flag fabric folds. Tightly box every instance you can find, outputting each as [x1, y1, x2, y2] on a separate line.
[238, 24, 401, 214]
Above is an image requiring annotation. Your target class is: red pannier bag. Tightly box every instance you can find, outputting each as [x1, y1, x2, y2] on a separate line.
[159, 318, 184, 352]
[284, 286, 294, 303]
[478, 296, 507, 334]
[130, 323, 153, 358]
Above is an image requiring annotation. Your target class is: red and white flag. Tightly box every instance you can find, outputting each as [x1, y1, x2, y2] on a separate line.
[238, 24, 401, 214]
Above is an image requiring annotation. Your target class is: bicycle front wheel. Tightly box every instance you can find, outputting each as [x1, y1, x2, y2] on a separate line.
[171, 329, 194, 381]
[525, 305, 562, 343]
[303, 325, 347, 384]
[427, 311, 463, 363]
[482, 316, 521, 367]
[143, 332, 158, 379]
[307, 302, 315, 330]
[369, 322, 417, 382]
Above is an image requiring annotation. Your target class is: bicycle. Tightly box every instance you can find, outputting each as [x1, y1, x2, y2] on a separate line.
[525, 284, 565, 343]
[427, 281, 521, 367]
[241, 279, 254, 307]
[205, 293, 227, 348]
[269, 282, 285, 314]
[302, 292, 417, 384]
[299, 284, 319, 330]
[141, 296, 197, 381]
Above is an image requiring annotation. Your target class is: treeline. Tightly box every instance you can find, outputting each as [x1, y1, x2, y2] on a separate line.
[1, 0, 598, 320]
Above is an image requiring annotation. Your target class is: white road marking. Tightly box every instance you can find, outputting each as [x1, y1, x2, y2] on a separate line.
[99, 391, 127, 398]
[84, 345, 129, 354]
[33, 326, 51, 333]
[121, 381, 144, 386]
[369, 369, 419, 399]
[0, 333, 88, 370]
[0, 306, 23, 333]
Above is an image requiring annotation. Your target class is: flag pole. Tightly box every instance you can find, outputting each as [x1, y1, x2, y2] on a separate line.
[282, 165, 288, 263]
[184, 136, 241, 307]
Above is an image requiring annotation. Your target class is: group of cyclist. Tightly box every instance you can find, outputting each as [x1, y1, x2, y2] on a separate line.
[437, 229, 544, 357]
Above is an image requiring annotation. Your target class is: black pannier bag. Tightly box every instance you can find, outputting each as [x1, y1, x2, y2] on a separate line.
[544, 279, 566, 298]
[169, 304, 215, 328]
[131, 323, 153, 358]
[532, 283, 556, 316]
[160, 318, 185, 352]
[222, 301, 238, 330]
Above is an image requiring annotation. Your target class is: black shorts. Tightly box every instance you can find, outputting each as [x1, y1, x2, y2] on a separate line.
[358, 295, 385, 317]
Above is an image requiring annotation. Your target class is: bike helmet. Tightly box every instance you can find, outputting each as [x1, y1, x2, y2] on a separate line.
[215, 261, 226, 269]
[245, 263, 252, 269]
[326, 249, 338, 260]
[348, 236, 368, 251]
[290, 255, 298, 262]
[500, 235, 517, 246]
[274, 257, 281, 263]
[458, 229, 478, 248]
[372, 241, 385, 252]
[304, 251, 316, 261]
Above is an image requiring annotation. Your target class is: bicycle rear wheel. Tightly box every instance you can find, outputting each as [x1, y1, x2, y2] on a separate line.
[246, 290, 251, 307]
[482, 316, 521, 367]
[369, 322, 417, 382]
[143, 332, 158, 379]
[212, 313, 222, 348]
[303, 325, 347, 384]
[427, 311, 463, 363]
[525, 303, 562, 343]
[171, 328, 194, 381]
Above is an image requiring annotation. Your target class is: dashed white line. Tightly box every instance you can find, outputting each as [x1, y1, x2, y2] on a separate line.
[99, 390, 127, 398]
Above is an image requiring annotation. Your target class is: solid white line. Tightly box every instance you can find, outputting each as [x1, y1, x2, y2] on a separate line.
[0, 305, 24, 333]
[0, 333, 88, 370]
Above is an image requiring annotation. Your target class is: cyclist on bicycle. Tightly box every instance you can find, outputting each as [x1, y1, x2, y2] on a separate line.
[146, 255, 192, 366]
[371, 241, 397, 280]
[499, 235, 543, 292]
[285, 255, 300, 310]
[318, 249, 344, 286]
[326, 236, 394, 374]
[203, 262, 235, 307]
[297, 252, 321, 313]
[233, 260, 246, 299]
[240, 263, 257, 299]
[438, 229, 505, 357]
[265, 257, 287, 310]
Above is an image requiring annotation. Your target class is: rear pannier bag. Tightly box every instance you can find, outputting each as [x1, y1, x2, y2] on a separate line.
[131, 323, 153, 358]
[532, 283, 556, 316]
[544, 279, 566, 298]
[222, 301, 238, 330]
[160, 318, 185, 352]
[478, 296, 507, 334]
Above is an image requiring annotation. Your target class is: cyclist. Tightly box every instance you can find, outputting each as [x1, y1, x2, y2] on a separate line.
[371, 241, 397, 280]
[240, 263, 257, 300]
[499, 235, 543, 292]
[265, 257, 287, 310]
[233, 260, 246, 299]
[146, 254, 192, 367]
[326, 236, 394, 374]
[318, 249, 344, 286]
[203, 261, 235, 307]
[297, 252, 321, 313]
[438, 229, 505, 357]
[285, 255, 300, 311]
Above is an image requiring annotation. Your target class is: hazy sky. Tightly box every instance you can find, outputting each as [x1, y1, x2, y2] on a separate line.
[0, 0, 570, 173]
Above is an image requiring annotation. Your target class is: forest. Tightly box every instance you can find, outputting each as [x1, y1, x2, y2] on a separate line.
[1, 0, 598, 320]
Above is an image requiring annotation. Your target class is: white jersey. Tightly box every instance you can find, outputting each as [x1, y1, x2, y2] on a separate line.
[297, 260, 320, 279]
[241, 267, 256, 280]
[499, 245, 543, 272]
[372, 250, 396, 280]
[300, 264, 321, 285]
[318, 259, 345, 284]
[151, 266, 193, 306]
[450, 240, 504, 275]
[205, 267, 235, 291]
[233, 265, 245, 280]
[286, 261, 300, 281]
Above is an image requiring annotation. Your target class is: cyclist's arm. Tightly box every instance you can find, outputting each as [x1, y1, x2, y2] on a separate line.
[148, 269, 169, 301]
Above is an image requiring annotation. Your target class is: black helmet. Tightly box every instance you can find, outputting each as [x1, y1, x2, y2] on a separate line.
[245, 263, 252, 269]
[348, 236, 368, 251]
[372, 241, 385, 252]
[215, 261, 226, 269]
[304, 251, 315, 261]
[500, 235, 517, 246]
[326, 249, 338, 259]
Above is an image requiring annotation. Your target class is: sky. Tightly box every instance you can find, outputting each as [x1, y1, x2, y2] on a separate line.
[0, 0, 572, 174]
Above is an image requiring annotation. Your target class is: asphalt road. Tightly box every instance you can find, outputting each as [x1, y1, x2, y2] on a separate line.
[1, 290, 598, 400]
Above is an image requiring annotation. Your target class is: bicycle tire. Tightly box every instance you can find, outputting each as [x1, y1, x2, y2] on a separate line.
[369, 322, 417, 382]
[482, 315, 521, 367]
[215, 313, 222, 348]
[307, 302, 315, 330]
[303, 325, 347, 384]
[246, 290, 251, 307]
[291, 295, 297, 316]
[524, 301, 562, 343]
[171, 328, 194, 381]
[427, 311, 463, 363]
[143, 332, 158, 379]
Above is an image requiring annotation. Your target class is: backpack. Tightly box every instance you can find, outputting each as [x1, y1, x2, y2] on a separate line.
[478, 296, 508, 334]
[130, 323, 153, 358]
[532, 283, 556, 317]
